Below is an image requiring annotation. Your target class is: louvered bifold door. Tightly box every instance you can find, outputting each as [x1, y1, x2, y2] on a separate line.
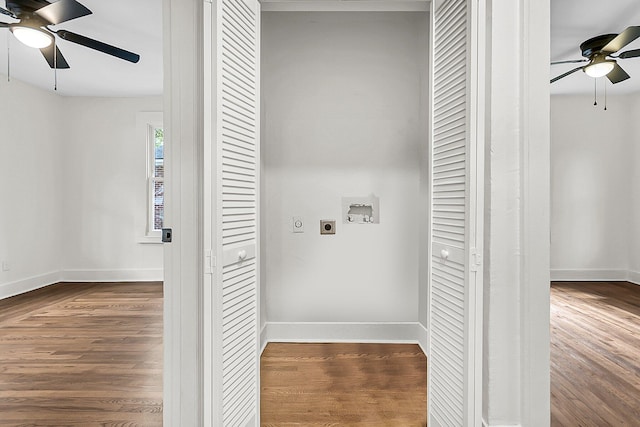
[429, 0, 481, 425]
[213, 0, 260, 425]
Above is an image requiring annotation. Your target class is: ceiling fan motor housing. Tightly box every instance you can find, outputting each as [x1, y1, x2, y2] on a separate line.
[580, 34, 618, 57]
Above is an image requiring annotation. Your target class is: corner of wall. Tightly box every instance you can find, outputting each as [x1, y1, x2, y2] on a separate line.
[260, 323, 268, 354]
[0, 271, 61, 300]
[627, 270, 640, 286]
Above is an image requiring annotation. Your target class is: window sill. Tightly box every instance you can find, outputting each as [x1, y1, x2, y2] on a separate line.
[138, 235, 163, 244]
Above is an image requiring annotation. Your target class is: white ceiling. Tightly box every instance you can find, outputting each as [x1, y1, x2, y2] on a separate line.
[2, 1, 640, 97]
[0, 0, 162, 96]
[551, 0, 640, 95]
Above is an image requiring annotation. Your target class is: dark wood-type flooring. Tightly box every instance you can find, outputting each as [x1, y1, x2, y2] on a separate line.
[0, 282, 163, 427]
[551, 281, 640, 426]
[260, 342, 427, 426]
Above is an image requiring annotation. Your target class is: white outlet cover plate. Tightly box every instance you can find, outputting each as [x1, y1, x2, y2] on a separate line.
[292, 217, 304, 233]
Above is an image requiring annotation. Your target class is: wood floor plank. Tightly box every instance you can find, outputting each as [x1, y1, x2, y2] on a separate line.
[551, 281, 640, 427]
[260, 342, 427, 426]
[0, 282, 163, 427]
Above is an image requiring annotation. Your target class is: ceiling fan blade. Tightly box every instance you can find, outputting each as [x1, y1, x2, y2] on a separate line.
[551, 59, 588, 65]
[618, 48, 640, 59]
[56, 30, 140, 63]
[0, 22, 9, 27]
[606, 63, 630, 84]
[40, 44, 70, 69]
[602, 26, 640, 54]
[35, 0, 91, 25]
[550, 66, 584, 84]
[0, 6, 16, 18]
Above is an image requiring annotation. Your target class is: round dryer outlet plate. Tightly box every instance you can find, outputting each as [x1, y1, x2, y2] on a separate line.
[320, 220, 336, 235]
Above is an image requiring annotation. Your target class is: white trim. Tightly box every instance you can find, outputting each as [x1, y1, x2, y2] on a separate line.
[550, 269, 630, 282]
[163, 0, 205, 423]
[519, 0, 551, 425]
[482, 421, 521, 427]
[138, 239, 163, 245]
[202, 2, 214, 426]
[137, 111, 165, 239]
[416, 322, 429, 355]
[0, 271, 61, 300]
[469, 0, 486, 424]
[255, 5, 262, 424]
[260, 323, 268, 354]
[61, 269, 164, 282]
[261, 0, 429, 12]
[629, 271, 640, 285]
[264, 322, 427, 349]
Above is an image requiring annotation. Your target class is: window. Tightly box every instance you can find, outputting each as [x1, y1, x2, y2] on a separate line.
[138, 112, 164, 240]
[149, 126, 164, 234]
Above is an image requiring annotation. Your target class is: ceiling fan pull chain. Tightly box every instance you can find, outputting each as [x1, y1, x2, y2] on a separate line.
[593, 78, 597, 106]
[6, 31, 10, 82]
[604, 79, 607, 111]
[54, 38, 58, 91]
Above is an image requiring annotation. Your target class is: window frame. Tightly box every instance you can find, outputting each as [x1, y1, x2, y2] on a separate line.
[138, 112, 164, 241]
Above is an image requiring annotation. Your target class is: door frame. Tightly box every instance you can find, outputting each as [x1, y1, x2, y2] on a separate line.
[162, 0, 205, 425]
[162, 0, 550, 426]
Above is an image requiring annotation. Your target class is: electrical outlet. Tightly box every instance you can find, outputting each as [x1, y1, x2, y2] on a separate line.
[320, 220, 336, 235]
[2, 261, 9, 272]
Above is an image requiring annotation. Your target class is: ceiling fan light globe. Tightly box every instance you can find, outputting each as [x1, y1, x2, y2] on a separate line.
[11, 26, 53, 49]
[584, 60, 615, 78]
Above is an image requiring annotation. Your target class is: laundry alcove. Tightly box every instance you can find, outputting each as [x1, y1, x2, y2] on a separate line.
[260, 10, 431, 348]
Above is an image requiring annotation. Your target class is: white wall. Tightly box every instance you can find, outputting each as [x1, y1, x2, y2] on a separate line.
[0, 76, 163, 298]
[417, 12, 430, 334]
[551, 94, 637, 282]
[0, 77, 63, 298]
[61, 96, 163, 281]
[261, 12, 428, 325]
[631, 97, 640, 283]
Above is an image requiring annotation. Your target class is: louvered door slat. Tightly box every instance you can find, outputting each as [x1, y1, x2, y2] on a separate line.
[430, 0, 475, 425]
[214, 0, 259, 425]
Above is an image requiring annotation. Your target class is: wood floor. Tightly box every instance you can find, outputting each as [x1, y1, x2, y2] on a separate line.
[260, 342, 427, 426]
[3, 280, 638, 426]
[0, 282, 163, 427]
[551, 281, 640, 426]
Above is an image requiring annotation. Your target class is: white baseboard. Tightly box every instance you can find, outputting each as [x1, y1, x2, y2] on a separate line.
[0, 271, 61, 300]
[0, 269, 164, 300]
[628, 271, 640, 286]
[61, 268, 163, 282]
[551, 269, 629, 282]
[263, 322, 427, 352]
[482, 421, 521, 427]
